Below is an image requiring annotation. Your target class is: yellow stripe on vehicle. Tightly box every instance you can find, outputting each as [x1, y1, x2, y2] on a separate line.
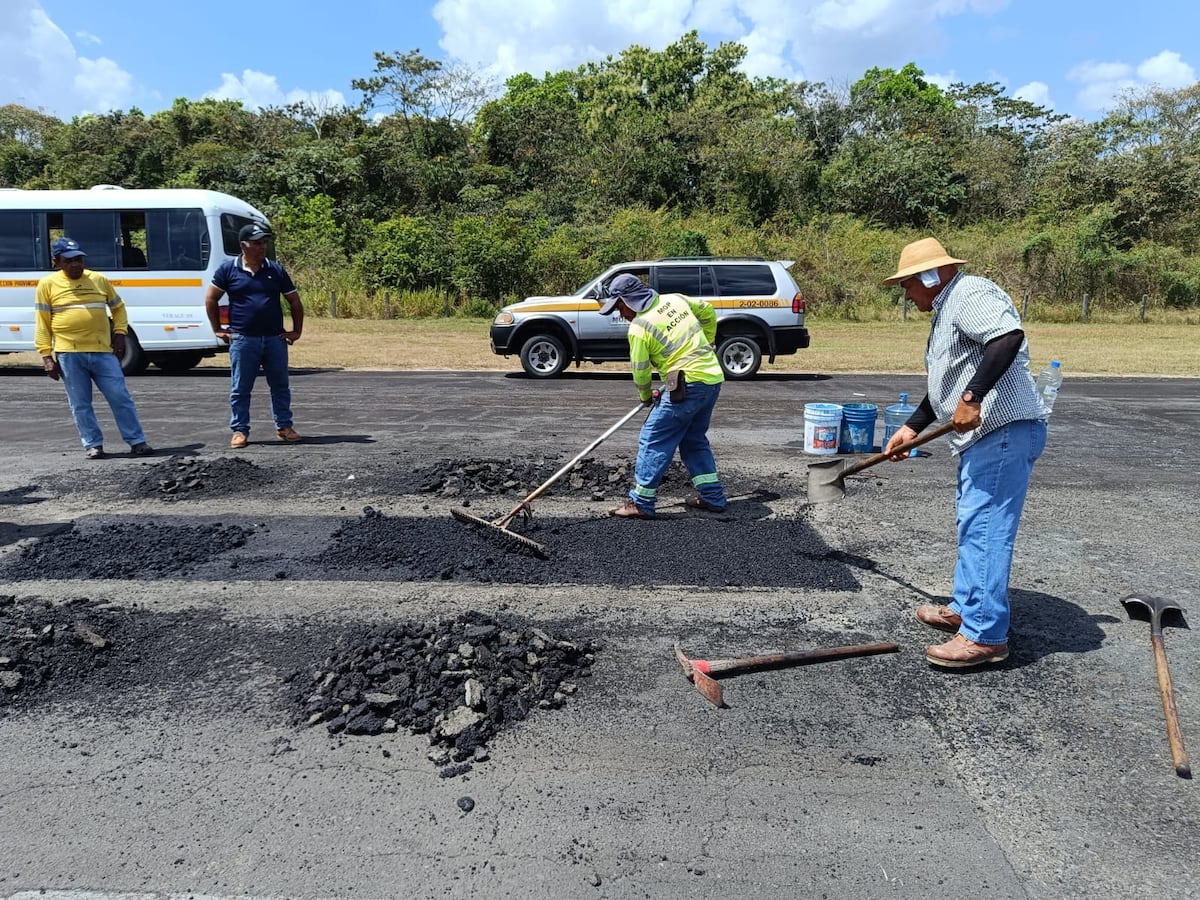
[110, 278, 205, 288]
[1, 277, 205, 288]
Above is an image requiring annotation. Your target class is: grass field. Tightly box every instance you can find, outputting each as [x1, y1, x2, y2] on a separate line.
[228, 317, 1200, 377]
[3, 317, 1197, 376]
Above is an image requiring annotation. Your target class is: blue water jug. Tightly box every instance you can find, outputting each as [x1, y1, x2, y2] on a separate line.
[883, 392, 918, 457]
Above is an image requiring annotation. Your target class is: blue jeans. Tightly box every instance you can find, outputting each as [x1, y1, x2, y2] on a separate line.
[57, 352, 146, 449]
[630, 380, 727, 515]
[229, 334, 292, 435]
[949, 419, 1047, 645]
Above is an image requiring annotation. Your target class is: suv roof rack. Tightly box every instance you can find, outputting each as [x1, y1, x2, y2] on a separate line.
[656, 255, 766, 262]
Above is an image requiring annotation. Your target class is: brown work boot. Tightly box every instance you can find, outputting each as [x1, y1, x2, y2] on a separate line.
[230, 432, 248, 449]
[609, 499, 653, 519]
[926, 633, 1009, 669]
[915, 604, 963, 633]
[276, 426, 302, 443]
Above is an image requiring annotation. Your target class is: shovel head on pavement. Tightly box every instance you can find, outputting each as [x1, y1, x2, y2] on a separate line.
[806, 422, 955, 503]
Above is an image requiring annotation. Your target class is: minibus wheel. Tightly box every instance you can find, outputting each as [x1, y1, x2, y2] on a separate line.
[118, 329, 149, 375]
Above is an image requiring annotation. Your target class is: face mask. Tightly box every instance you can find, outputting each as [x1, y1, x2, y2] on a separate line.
[918, 269, 941, 288]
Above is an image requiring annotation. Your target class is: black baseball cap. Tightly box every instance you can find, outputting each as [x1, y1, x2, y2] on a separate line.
[238, 223, 273, 242]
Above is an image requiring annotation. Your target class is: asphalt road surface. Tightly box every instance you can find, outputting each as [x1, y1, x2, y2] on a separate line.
[1, 366, 1198, 900]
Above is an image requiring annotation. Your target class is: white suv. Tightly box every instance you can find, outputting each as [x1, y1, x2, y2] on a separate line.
[490, 257, 809, 379]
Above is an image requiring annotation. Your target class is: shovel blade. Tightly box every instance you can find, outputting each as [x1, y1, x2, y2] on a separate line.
[806, 457, 850, 503]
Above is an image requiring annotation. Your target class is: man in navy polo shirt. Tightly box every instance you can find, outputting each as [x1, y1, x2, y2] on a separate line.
[205, 223, 305, 448]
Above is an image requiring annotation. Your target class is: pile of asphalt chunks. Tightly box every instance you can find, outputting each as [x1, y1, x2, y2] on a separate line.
[294, 610, 598, 777]
[414, 456, 634, 499]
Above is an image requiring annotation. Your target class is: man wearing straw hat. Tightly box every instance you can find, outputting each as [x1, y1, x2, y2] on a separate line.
[883, 238, 1048, 669]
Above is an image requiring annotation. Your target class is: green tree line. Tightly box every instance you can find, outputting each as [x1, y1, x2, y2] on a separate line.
[3, 34, 1199, 318]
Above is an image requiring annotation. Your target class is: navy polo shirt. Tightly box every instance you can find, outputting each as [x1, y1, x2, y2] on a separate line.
[212, 257, 297, 336]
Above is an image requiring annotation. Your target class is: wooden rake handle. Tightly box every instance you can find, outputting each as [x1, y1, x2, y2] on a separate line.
[1151, 635, 1192, 778]
[496, 401, 646, 528]
[695, 641, 899, 676]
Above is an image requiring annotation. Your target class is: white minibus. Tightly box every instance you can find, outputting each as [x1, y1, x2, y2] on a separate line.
[0, 186, 271, 373]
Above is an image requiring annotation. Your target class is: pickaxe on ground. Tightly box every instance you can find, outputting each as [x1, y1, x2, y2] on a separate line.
[673, 640, 899, 707]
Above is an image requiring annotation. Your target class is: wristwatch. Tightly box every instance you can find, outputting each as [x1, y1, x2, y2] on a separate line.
[961, 390, 981, 404]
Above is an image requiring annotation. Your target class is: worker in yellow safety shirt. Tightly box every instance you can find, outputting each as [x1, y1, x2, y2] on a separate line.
[601, 273, 728, 519]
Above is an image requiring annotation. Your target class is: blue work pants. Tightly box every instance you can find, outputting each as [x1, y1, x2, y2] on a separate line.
[229, 334, 292, 436]
[949, 419, 1047, 645]
[57, 352, 146, 449]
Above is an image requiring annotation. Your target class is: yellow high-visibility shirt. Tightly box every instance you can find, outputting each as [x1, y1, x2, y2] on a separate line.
[34, 269, 128, 356]
[628, 293, 723, 402]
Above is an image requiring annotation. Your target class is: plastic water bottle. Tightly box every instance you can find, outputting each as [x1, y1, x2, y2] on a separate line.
[883, 392, 918, 457]
[1035, 360, 1063, 415]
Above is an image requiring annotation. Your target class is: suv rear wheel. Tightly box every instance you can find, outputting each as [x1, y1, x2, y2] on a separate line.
[716, 335, 762, 380]
[519, 333, 568, 378]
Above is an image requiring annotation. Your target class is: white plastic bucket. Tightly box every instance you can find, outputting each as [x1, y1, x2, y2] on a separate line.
[804, 403, 843, 455]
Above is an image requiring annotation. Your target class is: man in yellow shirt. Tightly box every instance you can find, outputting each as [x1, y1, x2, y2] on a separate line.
[601, 273, 728, 518]
[35, 238, 153, 459]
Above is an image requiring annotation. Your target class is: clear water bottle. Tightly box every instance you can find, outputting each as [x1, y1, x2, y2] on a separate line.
[1035, 360, 1063, 415]
[883, 392, 918, 457]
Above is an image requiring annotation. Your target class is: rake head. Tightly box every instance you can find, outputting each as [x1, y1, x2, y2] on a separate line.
[450, 507, 549, 559]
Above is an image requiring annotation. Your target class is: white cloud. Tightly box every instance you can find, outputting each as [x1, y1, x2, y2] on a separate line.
[1012, 80, 1052, 109]
[75, 56, 134, 112]
[205, 69, 347, 111]
[74, 30, 102, 46]
[1066, 52, 1196, 113]
[431, 0, 1011, 92]
[0, 0, 136, 117]
[1137, 50, 1196, 89]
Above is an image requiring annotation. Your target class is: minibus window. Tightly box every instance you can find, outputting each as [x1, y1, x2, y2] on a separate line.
[61, 211, 120, 269]
[144, 208, 206, 270]
[0, 212, 40, 271]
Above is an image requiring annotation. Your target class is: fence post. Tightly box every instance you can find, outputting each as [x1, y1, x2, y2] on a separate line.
[902, 296, 908, 321]
[1081, 293, 1089, 323]
[330, 290, 337, 318]
[384, 291, 391, 319]
[1141, 294, 1147, 322]
[443, 294, 451, 318]
[1023, 291, 1030, 318]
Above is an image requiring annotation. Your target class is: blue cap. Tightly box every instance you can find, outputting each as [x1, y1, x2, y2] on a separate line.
[52, 237, 86, 259]
[599, 273, 657, 315]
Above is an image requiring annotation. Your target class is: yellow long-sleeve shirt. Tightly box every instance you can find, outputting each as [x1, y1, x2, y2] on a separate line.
[628, 293, 723, 402]
[34, 269, 128, 356]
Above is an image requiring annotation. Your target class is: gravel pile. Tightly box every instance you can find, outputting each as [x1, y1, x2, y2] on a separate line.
[135, 456, 275, 500]
[1, 521, 251, 579]
[291, 610, 597, 777]
[409, 456, 690, 499]
[0, 595, 122, 701]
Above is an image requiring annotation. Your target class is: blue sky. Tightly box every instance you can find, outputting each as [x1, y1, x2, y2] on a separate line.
[3, 0, 1197, 122]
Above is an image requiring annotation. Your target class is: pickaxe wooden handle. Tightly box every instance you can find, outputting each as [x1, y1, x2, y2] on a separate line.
[695, 642, 900, 676]
[674, 641, 899, 707]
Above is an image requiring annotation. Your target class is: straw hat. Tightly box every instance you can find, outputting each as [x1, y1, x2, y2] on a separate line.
[883, 238, 966, 284]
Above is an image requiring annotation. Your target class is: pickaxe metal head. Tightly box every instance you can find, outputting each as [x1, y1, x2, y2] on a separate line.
[673, 643, 725, 707]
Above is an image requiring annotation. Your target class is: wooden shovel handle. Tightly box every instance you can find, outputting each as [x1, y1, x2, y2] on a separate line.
[703, 641, 899, 675]
[839, 421, 957, 480]
[1151, 635, 1192, 778]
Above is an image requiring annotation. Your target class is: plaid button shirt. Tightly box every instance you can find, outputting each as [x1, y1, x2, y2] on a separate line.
[925, 271, 1045, 454]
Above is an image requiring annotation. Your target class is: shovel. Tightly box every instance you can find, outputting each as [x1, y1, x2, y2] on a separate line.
[674, 641, 899, 707]
[806, 421, 955, 503]
[1122, 594, 1191, 779]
